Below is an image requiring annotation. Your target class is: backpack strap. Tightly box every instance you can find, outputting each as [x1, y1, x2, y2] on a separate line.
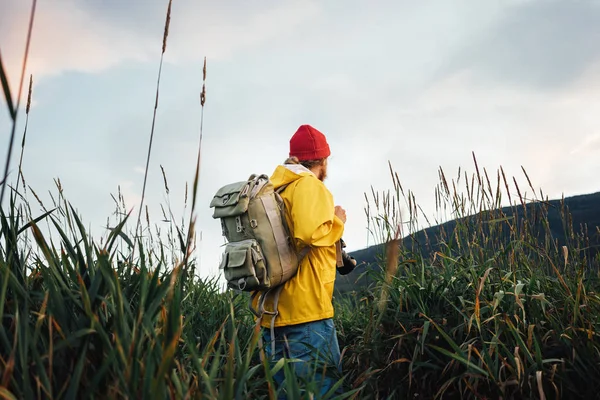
[275, 183, 291, 194]
[267, 286, 283, 356]
[259, 194, 294, 282]
[250, 286, 282, 356]
[297, 245, 310, 261]
[251, 245, 311, 357]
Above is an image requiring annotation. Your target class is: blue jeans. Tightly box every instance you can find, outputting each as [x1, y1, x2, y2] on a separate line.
[262, 318, 342, 398]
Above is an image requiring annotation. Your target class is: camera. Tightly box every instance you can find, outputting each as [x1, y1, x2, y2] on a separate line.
[337, 238, 357, 275]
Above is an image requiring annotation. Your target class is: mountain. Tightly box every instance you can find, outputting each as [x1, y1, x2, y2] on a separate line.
[335, 191, 600, 294]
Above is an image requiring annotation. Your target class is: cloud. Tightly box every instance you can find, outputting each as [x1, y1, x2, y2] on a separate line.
[0, 0, 321, 98]
[439, 0, 600, 90]
[570, 134, 600, 156]
[0, 0, 155, 97]
[166, 0, 321, 63]
[281, 55, 600, 254]
[395, 59, 600, 201]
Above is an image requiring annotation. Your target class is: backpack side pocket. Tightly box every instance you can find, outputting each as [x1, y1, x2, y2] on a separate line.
[220, 239, 268, 291]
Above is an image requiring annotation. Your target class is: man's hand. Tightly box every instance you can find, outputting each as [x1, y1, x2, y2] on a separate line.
[335, 206, 347, 224]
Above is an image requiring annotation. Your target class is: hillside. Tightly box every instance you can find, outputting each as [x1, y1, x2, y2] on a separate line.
[336, 190, 600, 293]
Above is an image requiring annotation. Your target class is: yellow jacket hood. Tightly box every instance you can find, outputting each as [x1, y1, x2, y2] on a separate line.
[269, 164, 315, 191]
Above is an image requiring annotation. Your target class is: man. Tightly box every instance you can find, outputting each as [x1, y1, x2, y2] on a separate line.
[255, 124, 347, 396]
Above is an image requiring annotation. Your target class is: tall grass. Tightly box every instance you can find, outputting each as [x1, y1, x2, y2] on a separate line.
[0, 179, 362, 399]
[135, 0, 173, 241]
[3, 147, 597, 398]
[336, 156, 600, 399]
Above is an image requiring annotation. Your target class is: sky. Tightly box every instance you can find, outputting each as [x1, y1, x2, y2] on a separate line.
[1, 0, 600, 280]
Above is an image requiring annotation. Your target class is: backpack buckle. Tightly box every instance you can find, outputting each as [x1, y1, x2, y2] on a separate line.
[236, 216, 243, 233]
[250, 219, 258, 228]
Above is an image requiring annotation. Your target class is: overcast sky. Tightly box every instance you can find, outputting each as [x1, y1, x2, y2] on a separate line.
[1, 0, 599, 279]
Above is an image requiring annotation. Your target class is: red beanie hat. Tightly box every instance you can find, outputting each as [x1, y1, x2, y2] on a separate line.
[289, 125, 331, 161]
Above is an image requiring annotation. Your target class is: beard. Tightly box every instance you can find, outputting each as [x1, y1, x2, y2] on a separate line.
[318, 167, 327, 182]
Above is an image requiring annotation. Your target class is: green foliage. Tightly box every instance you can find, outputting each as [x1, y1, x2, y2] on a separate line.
[0, 184, 358, 399]
[3, 157, 600, 399]
[335, 159, 600, 399]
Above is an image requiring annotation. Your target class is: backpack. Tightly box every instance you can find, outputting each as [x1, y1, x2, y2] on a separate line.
[210, 174, 310, 352]
[210, 173, 308, 292]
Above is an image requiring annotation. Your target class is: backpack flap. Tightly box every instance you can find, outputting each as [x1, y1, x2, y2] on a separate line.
[210, 180, 251, 218]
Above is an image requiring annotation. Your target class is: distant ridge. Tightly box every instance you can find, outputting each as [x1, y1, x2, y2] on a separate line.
[336, 191, 600, 293]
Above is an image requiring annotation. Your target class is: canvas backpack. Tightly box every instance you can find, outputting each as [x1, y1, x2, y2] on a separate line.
[210, 173, 309, 290]
[210, 174, 310, 350]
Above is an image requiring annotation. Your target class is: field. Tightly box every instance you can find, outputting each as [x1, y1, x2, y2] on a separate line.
[2, 152, 600, 399]
[2, 3, 600, 399]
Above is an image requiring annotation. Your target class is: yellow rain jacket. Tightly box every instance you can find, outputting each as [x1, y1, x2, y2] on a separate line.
[253, 164, 344, 328]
